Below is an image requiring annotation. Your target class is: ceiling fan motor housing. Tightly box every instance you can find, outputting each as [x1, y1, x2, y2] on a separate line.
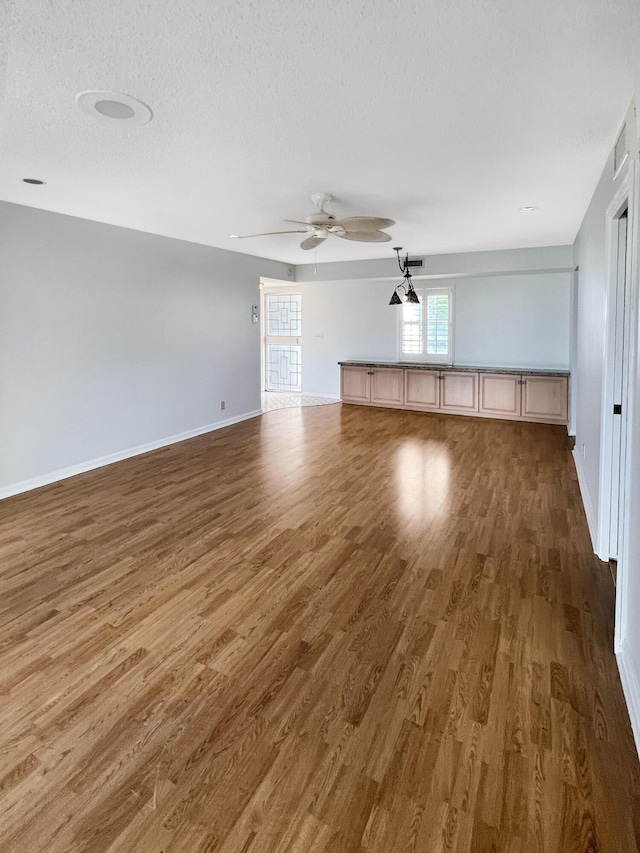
[307, 212, 336, 225]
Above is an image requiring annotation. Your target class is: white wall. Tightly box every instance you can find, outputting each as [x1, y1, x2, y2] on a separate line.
[572, 100, 640, 755]
[294, 278, 399, 396]
[286, 270, 571, 397]
[0, 202, 290, 495]
[454, 274, 570, 368]
[572, 147, 620, 536]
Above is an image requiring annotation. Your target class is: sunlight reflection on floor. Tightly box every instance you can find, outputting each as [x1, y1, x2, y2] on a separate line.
[395, 438, 451, 528]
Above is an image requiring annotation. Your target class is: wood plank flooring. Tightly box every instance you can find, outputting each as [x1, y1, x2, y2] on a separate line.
[0, 404, 638, 852]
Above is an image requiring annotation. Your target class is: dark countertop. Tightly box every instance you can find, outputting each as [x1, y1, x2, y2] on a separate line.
[338, 360, 570, 377]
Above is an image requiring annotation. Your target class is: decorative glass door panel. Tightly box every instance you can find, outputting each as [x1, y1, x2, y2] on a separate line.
[265, 294, 302, 392]
[267, 345, 302, 392]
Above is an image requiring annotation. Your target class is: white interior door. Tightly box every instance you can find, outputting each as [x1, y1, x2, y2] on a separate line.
[264, 293, 302, 392]
[609, 209, 628, 559]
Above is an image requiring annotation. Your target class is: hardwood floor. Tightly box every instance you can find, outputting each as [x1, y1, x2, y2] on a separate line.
[0, 404, 638, 852]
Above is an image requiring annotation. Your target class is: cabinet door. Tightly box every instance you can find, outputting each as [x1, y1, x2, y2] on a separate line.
[370, 368, 404, 406]
[440, 371, 478, 412]
[522, 376, 568, 423]
[341, 367, 370, 403]
[479, 373, 521, 418]
[404, 369, 440, 410]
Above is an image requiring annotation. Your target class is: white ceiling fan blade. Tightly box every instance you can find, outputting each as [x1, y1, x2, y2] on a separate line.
[337, 231, 392, 243]
[300, 233, 327, 250]
[332, 216, 395, 232]
[230, 229, 308, 239]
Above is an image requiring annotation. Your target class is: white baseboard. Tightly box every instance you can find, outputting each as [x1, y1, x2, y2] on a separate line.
[617, 642, 640, 760]
[571, 447, 602, 556]
[0, 410, 262, 501]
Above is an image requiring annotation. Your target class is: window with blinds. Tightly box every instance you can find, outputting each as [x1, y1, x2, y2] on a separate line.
[425, 292, 449, 355]
[400, 302, 423, 355]
[399, 287, 453, 362]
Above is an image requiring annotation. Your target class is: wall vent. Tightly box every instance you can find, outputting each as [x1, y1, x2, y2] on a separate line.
[406, 258, 424, 268]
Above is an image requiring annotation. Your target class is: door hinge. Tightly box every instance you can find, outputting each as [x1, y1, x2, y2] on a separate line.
[613, 403, 622, 415]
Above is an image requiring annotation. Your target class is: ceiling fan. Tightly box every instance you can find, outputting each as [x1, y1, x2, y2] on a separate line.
[230, 192, 395, 250]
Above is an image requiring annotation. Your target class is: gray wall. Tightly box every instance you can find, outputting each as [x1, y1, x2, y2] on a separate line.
[0, 202, 290, 493]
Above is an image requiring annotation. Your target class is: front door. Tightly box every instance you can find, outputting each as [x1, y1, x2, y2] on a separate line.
[264, 293, 302, 392]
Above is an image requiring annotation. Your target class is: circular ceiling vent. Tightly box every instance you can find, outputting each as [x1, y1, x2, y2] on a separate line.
[76, 91, 153, 125]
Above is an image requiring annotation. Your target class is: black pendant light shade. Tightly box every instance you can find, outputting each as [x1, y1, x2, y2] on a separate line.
[406, 284, 420, 304]
[389, 246, 420, 305]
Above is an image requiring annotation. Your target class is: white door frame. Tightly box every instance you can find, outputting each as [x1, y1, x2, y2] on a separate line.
[597, 160, 640, 652]
[608, 207, 628, 560]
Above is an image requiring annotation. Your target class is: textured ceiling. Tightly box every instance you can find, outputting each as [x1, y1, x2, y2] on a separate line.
[1, 0, 639, 265]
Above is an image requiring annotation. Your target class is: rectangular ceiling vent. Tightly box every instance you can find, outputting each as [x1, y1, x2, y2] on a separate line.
[406, 258, 424, 268]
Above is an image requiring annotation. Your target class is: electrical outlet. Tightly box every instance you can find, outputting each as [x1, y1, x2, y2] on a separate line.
[220, 401, 226, 411]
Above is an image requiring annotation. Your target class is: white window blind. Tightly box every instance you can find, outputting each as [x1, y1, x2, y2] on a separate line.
[400, 302, 423, 355]
[425, 292, 450, 356]
[399, 287, 453, 363]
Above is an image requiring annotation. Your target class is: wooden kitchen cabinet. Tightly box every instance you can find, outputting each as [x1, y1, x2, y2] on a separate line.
[339, 364, 568, 425]
[341, 365, 403, 407]
[479, 373, 568, 423]
[479, 373, 521, 418]
[404, 369, 440, 410]
[370, 368, 404, 406]
[440, 371, 478, 413]
[522, 375, 568, 423]
[340, 366, 371, 403]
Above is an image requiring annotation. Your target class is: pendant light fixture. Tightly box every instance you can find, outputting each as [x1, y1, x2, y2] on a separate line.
[389, 246, 420, 305]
